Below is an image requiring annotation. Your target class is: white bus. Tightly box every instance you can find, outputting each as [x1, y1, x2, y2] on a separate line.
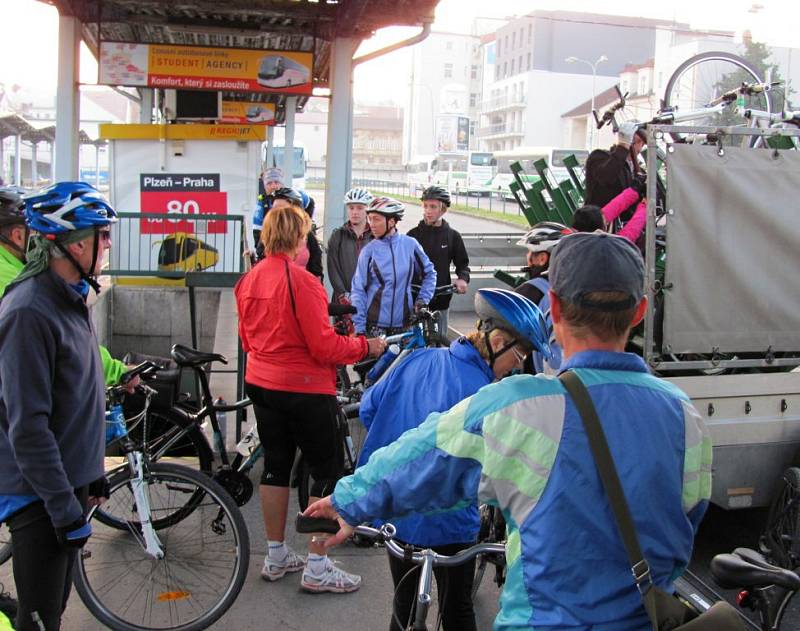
[263, 140, 307, 190]
[406, 151, 496, 195]
[489, 146, 588, 199]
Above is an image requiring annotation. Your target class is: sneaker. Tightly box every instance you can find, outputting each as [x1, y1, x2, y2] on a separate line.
[301, 558, 362, 593]
[261, 548, 306, 581]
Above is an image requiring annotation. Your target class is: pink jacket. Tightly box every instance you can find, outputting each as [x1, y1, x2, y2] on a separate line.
[602, 187, 646, 243]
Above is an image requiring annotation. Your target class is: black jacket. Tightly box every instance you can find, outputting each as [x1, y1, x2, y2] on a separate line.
[585, 144, 638, 221]
[326, 222, 373, 299]
[0, 269, 105, 527]
[407, 220, 470, 311]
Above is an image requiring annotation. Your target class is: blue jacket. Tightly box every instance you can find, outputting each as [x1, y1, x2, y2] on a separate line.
[358, 337, 494, 545]
[350, 232, 435, 333]
[334, 350, 712, 630]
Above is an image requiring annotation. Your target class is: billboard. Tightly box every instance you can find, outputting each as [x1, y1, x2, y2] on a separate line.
[435, 115, 470, 153]
[220, 101, 276, 125]
[99, 42, 313, 96]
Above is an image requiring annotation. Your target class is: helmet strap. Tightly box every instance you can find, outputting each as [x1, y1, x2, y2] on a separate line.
[483, 329, 516, 372]
[54, 228, 102, 295]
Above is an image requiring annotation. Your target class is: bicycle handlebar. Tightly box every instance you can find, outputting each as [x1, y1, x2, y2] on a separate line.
[295, 513, 505, 567]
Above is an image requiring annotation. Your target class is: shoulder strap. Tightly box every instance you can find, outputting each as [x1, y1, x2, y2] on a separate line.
[558, 370, 659, 630]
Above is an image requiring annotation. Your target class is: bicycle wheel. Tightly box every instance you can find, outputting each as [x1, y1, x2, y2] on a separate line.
[74, 462, 249, 631]
[0, 523, 11, 566]
[759, 467, 800, 569]
[472, 505, 506, 598]
[663, 51, 772, 144]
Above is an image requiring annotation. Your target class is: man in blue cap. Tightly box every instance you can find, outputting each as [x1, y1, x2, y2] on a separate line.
[307, 231, 712, 630]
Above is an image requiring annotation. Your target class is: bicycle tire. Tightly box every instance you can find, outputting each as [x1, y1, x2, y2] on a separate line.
[760, 466, 800, 569]
[74, 462, 249, 631]
[96, 407, 213, 530]
[0, 523, 10, 566]
[662, 51, 772, 144]
[472, 505, 506, 597]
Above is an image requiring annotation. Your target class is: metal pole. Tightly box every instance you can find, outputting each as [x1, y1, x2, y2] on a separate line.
[31, 143, 38, 187]
[590, 69, 596, 149]
[55, 15, 81, 180]
[265, 125, 274, 169]
[140, 90, 153, 124]
[95, 144, 101, 188]
[283, 96, 297, 187]
[14, 135, 21, 187]
[643, 129, 658, 366]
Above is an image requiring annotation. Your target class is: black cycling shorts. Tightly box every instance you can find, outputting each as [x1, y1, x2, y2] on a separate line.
[245, 384, 342, 495]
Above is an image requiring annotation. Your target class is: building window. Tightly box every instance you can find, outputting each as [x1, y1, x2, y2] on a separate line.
[471, 64, 478, 80]
[470, 93, 478, 107]
[445, 40, 453, 51]
[528, 23, 532, 43]
[495, 66, 500, 80]
[497, 39, 501, 56]
[444, 63, 453, 79]
[511, 58, 515, 74]
[503, 62, 508, 78]
[519, 56, 523, 73]
[639, 74, 648, 95]
[511, 32, 516, 49]
[527, 52, 531, 71]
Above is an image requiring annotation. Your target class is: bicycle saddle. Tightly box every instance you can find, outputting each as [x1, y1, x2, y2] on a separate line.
[711, 547, 800, 591]
[170, 344, 228, 367]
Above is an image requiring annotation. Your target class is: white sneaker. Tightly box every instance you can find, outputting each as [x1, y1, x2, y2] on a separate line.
[261, 548, 306, 581]
[301, 557, 362, 593]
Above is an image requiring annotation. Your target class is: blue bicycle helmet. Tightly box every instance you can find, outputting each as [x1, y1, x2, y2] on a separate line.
[475, 288, 552, 359]
[25, 182, 116, 235]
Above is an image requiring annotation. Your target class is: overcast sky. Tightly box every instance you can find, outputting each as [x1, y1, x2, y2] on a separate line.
[1, 0, 797, 104]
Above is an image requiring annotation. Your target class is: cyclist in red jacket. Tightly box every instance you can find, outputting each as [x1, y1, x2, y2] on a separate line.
[235, 194, 386, 594]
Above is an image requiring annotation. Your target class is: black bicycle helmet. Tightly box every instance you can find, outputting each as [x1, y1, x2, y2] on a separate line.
[420, 186, 451, 208]
[271, 187, 304, 207]
[516, 221, 572, 253]
[0, 189, 26, 226]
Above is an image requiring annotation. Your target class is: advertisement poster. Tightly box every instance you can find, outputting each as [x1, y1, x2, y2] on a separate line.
[436, 115, 471, 153]
[220, 101, 276, 125]
[457, 116, 470, 152]
[100, 42, 313, 96]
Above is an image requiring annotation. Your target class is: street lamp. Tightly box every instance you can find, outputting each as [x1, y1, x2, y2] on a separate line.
[566, 55, 608, 149]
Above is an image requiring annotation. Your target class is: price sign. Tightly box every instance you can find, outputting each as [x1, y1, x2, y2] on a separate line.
[139, 173, 228, 234]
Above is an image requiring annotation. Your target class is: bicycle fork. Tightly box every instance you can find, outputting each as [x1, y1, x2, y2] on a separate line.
[126, 451, 165, 559]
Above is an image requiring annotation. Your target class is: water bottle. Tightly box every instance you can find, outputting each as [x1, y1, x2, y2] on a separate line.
[105, 403, 127, 445]
[212, 397, 227, 456]
[235, 423, 260, 457]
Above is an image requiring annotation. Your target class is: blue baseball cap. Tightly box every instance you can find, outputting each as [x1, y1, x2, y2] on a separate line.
[549, 231, 644, 311]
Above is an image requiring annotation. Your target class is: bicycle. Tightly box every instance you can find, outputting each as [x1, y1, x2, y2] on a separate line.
[296, 514, 504, 631]
[674, 548, 800, 630]
[471, 504, 506, 598]
[74, 373, 250, 631]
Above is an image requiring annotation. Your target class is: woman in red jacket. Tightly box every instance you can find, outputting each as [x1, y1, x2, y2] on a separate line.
[235, 194, 386, 594]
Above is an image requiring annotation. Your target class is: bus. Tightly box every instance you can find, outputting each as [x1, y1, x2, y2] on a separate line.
[406, 151, 496, 195]
[263, 140, 307, 190]
[489, 146, 588, 199]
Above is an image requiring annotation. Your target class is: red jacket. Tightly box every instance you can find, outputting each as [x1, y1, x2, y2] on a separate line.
[235, 252, 368, 395]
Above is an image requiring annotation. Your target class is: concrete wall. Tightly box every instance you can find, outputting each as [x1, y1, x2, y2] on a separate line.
[102, 285, 221, 359]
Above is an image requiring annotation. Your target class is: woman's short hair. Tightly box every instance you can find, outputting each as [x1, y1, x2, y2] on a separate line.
[261, 203, 311, 256]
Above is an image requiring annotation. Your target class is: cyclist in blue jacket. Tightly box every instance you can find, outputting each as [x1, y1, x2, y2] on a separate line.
[350, 197, 436, 335]
[358, 288, 551, 631]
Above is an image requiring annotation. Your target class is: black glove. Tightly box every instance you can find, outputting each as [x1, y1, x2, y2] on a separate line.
[414, 301, 427, 315]
[88, 476, 110, 501]
[55, 516, 92, 548]
[631, 172, 647, 198]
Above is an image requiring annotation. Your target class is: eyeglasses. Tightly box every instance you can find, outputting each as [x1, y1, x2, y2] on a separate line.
[98, 230, 112, 242]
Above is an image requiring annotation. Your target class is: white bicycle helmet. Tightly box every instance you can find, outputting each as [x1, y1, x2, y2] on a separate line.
[516, 222, 572, 254]
[344, 187, 374, 206]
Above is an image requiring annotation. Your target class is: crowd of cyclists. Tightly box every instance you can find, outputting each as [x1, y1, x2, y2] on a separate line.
[0, 121, 715, 631]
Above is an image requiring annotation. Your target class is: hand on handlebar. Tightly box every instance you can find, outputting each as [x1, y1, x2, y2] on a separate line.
[414, 300, 428, 315]
[366, 336, 388, 358]
[120, 365, 142, 393]
[303, 496, 354, 549]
